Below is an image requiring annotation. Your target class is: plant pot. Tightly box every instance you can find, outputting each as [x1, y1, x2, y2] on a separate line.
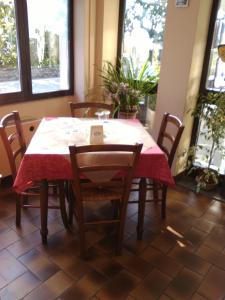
[196, 176, 217, 191]
[195, 169, 219, 191]
[118, 111, 137, 119]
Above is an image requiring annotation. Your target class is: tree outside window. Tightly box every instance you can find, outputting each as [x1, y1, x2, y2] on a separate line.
[122, 0, 167, 77]
[0, 0, 73, 104]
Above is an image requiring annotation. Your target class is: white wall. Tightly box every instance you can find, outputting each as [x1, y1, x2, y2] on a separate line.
[152, 0, 213, 174]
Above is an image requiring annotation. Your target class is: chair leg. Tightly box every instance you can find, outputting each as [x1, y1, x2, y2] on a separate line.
[161, 185, 168, 219]
[58, 181, 69, 229]
[16, 195, 22, 227]
[40, 180, 49, 244]
[68, 183, 74, 226]
[75, 200, 86, 258]
[137, 178, 146, 240]
[153, 180, 159, 202]
[116, 201, 128, 256]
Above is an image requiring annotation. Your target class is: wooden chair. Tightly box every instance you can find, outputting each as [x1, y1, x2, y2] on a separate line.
[0, 111, 69, 243]
[69, 102, 114, 118]
[69, 143, 142, 257]
[133, 113, 184, 239]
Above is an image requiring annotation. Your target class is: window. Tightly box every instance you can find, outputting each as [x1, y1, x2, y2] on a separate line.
[203, 0, 225, 91]
[119, 0, 168, 77]
[0, 0, 73, 104]
[194, 0, 225, 174]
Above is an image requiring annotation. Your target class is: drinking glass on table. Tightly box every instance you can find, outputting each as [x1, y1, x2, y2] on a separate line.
[102, 110, 110, 122]
[95, 111, 104, 120]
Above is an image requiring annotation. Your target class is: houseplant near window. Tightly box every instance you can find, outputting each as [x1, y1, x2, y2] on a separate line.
[185, 92, 225, 192]
[101, 58, 158, 118]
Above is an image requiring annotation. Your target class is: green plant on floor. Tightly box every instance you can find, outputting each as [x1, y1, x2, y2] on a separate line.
[185, 92, 225, 192]
[101, 57, 158, 115]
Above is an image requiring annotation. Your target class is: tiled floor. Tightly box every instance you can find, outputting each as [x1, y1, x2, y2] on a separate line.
[0, 185, 225, 299]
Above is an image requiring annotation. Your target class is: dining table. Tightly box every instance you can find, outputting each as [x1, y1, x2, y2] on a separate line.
[13, 117, 174, 242]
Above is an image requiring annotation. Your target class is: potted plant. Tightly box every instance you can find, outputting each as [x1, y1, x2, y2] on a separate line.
[185, 92, 225, 192]
[101, 57, 158, 118]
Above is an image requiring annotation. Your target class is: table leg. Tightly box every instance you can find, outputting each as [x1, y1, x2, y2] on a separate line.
[137, 177, 146, 240]
[40, 179, 48, 244]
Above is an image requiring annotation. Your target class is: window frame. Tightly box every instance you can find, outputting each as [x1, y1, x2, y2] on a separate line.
[199, 0, 220, 93]
[0, 0, 74, 105]
[190, 0, 220, 147]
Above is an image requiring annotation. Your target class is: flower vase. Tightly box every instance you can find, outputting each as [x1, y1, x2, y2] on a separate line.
[118, 111, 137, 119]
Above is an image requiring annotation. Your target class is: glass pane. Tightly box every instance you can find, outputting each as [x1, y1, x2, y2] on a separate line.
[122, 0, 167, 76]
[206, 0, 225, 90]
[0, 0, 21, 94]
[27, 0, 70, 93]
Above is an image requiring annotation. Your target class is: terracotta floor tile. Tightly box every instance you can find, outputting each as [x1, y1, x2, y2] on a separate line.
[196, 244, 225, 270]
[0, 274, 7, 290]
[193, 218, 215, 233]
[23, 271, 73, 300]
[166, 212, 196, 234]
[7, 230, 41, 258]
[86, 249, 123, 278]
[141, 246, 182, 278]
[169, 246, 211, 275]
[11, 221, 38, 237]
[114, 250, 153, 278]
[124, 230, 156, 254]
[203, 225, 225, 252]
[198, 266, 225, 300]
[19, 248, 60, 281]
[97, 270, 140, 300]
[183, 227, 207, 249]
[51, 251, 93, 280]
[124, 218, 139, 235]
[158, 295, 172, 300]
[151, 230, 177, 254]
[1, 185, 225, 299]
[126, 201, 138, 218]
[131, 268, 171, 300]
[0, 271, 40, 299]
[59, 270, 107, 300]
[167, 199, 189, 215]
[0, 229, 21, 250]
[164, 268, 202, 299]
[0, 249, 27, 283]
[191, 293, 208, 300]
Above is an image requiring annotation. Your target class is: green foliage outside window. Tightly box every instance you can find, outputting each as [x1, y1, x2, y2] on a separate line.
[0, 1, 17, 67]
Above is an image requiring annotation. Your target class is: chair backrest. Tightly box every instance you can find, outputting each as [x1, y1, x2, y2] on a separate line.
[0, 111, 26, 180]
[157, 113, 184, 167]
[69, 144, 142, 202]
[69, 102, 114, 118]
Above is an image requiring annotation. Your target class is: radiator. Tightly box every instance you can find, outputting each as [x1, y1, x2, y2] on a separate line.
[0, 119, 41, 177]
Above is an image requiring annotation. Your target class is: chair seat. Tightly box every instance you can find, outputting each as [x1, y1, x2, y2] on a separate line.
[81, 186, 122, 202]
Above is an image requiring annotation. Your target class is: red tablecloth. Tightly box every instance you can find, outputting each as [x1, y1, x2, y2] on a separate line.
[14, 118, 174, 192]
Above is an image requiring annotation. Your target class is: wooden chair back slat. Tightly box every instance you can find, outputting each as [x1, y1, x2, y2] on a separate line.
[157, 113, 184, 167]
[0, 111, 26, 180]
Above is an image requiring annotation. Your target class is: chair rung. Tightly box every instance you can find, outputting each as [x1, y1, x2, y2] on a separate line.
[22, 205, 60, 209]
[85, 219, 120, 225]
[145, 199, 162, 203]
